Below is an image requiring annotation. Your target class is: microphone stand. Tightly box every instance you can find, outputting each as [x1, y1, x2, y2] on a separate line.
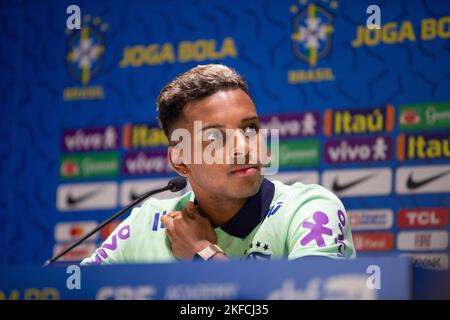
[43, 177, 186, 267]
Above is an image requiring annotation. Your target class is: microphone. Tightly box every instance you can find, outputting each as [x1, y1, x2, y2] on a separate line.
[43, 176, 187, 267]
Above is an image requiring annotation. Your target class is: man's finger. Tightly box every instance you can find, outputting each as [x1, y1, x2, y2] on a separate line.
[184, 201, 199, 219]
[161, 215, 174, 230]
[161, 214, 170, 224]
[167, 211, 181, 218]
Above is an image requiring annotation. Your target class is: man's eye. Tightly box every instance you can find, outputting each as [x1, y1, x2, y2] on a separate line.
[205, 129, 222, 142]
[244, 125, 258, 136]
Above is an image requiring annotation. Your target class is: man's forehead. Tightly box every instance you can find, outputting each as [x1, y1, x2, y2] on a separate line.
[181, 89, 258, 127]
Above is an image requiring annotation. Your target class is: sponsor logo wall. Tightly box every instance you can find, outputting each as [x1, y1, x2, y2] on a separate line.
[1, 0, 449, 297]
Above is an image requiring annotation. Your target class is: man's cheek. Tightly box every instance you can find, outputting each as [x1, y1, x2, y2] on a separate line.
[192, 164, 222, 183]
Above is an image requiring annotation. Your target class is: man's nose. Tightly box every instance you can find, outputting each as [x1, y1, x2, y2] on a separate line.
[232, 129, 250, 164]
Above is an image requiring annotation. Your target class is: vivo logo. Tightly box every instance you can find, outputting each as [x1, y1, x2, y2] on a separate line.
[122, 152, 173, 175]
[62, 126, 119, 152]
[86, 225, 130, 265]
[335, 210, 347, 257]
[324, 136, 392, 164]
[259, 112, 320, 138]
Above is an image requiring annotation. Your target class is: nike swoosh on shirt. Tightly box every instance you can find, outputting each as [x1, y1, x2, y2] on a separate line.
[406, 169, 450, 190]
[67, 189, 102, 206]
[332, 173, 376, 192]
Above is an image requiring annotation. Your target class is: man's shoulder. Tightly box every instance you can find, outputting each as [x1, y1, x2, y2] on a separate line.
[268, 179, 345, 225]
[271, 179, 341, 205]
[129, 191, 194, 224]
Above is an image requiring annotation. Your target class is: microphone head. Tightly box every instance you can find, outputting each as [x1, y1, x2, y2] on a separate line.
[167, 176, 187, 192]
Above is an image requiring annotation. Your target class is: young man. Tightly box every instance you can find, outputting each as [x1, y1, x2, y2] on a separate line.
[81, 64, 355, 265]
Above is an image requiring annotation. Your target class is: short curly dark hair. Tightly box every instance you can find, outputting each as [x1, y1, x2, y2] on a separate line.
[156, 64, 250, 138]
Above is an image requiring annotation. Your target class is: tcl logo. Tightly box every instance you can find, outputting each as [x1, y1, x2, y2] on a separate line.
[398, 208, 448, 228]
[353, 233, 394, 251]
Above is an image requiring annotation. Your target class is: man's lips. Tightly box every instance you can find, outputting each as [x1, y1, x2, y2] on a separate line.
[230, 165, 259, 177]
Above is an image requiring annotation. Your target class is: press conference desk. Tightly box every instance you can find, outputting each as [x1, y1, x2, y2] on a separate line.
[0, 257, 416, 300]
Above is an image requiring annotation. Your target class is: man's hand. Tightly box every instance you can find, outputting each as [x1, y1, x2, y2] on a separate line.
[161, 201, 218, 260]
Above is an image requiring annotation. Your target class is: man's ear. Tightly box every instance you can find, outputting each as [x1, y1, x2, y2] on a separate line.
[167, 146, 189, 176]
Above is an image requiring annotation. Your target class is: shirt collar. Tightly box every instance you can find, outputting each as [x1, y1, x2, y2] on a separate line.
[218, 178, 275, 239]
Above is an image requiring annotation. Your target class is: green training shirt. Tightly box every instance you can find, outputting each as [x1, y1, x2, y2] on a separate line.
[81, 179, 356, 265]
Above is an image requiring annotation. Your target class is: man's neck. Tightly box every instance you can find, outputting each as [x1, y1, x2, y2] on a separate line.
[193, 192, 247, 227]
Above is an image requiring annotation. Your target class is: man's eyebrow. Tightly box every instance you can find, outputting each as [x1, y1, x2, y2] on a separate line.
[198, 116, 259, 132]
[199, 124, 225, 132]
[240, 116, 260, 123]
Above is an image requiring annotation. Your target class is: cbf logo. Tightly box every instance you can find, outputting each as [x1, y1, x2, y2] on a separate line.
[291, 2, 334, 66]
[64, 15, 108, 101]
[288, 1, 338, 84]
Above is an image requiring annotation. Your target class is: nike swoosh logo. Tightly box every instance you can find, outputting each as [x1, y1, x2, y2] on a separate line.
[332, 173, 376, 192]
[67, 189, 101, 206]
[406, 169, 450, 190]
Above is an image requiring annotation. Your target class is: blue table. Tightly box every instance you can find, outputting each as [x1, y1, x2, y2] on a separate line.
[0, 257, 412, 300]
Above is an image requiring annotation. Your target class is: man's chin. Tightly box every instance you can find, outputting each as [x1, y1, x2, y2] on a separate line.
[228, 172, 263, 198]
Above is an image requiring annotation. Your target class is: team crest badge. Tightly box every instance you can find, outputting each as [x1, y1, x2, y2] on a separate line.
[291, 2, 335, 66]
